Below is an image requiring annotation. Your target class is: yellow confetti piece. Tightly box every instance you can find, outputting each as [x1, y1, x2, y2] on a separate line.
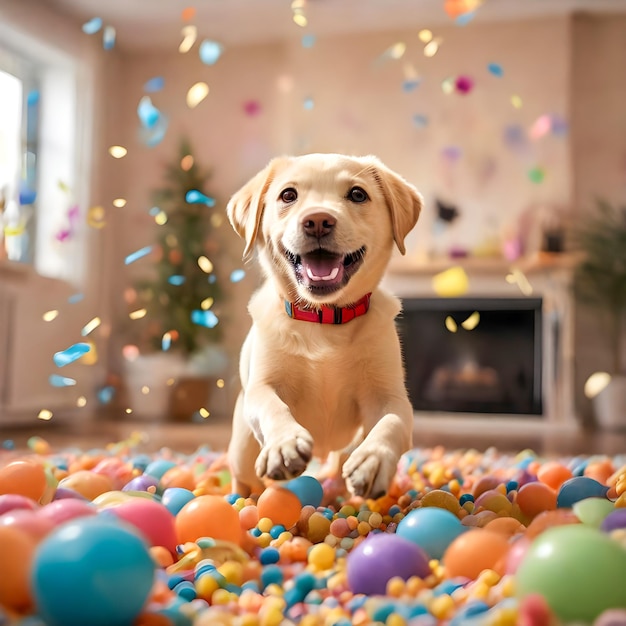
[445, 316, 458, 333]
[387, 42, 406, 60]
[461, 311, 480, 330]
[211, 213, 224, 227]
[58, 180, 70, 193]
[81, 316, 101, 336]
[201, 297, 214, 310]
[76, 396, 87, 407]
[187, 82, 209, 108]
[441, 77, 455, 95]
[141, 385, 150, 395]
[43, 310, 59, 322]
[199, 407, 210, 418]
[4, 224, 25, 237]
[505, 268, 533, 295]
[113, 198, 127, 208]
[432, 266, 469, 297]
[125, 407, 133, 414]
[293, 12, 307, 27]
[424, 39, 441, 58]
[419, 29, 433, 43]
[108, 145, 127, 158]
[181, 155, 194, 171]
[198, 256, 214, 273]
[511, 94, 523, 109]
[179, 25, 197, 53]
[291, 0, 305, 8]
[584, 372, 612, 399]
[216, 378, 225, 388]
[38, 409, 53, 421]
[154, 211, 168, 225]
[129, 308, 147, 320]
[80, 340, 98, 365]
[87, 206, 107, 229]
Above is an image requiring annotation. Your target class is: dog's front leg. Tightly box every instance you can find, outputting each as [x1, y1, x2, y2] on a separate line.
[245, 384, 314, 482]
[342, 397, 413, 499]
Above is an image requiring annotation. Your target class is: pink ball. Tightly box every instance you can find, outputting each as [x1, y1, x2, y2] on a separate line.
[38, 499, 97, 526]
[109, 498, 177, 554]
[505, 536, 531, 575]
[0, 494, 39, 516]
[0, 509, 55, 541]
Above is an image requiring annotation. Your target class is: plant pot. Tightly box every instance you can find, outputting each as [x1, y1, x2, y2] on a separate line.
[169, 377, 212, 422]
[123, 353, 186, 420]
[593, 374, 626, 431]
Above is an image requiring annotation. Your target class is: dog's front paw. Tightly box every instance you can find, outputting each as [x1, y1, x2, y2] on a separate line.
[256, 429, 314, 481]
[342, 447, 397, 499]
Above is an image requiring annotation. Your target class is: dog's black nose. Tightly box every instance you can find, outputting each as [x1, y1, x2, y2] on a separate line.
[302, 212, 336, 238]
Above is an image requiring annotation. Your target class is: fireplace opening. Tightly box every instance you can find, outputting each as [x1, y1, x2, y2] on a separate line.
[398, 297, 543, 415]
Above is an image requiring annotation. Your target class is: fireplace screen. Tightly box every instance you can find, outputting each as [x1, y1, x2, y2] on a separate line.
[398, 297, 543, 415]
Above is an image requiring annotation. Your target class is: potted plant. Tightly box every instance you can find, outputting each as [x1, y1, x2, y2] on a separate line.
[123, 139, 228, 420]
[573, 199, 626, 430]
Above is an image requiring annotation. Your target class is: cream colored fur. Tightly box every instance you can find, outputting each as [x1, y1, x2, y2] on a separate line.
[226, 153, 422, 498]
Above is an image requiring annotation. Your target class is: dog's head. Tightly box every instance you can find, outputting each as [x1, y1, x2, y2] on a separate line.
[227, 153, 422, 307]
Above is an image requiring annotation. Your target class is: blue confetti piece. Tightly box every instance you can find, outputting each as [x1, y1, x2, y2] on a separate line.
[455, 11, 476, 26]
[168, 275, 186, 286]
[142, 115, 169, 147]
[199, 39, 223, 65]
[230, 269, 246, 283]
[97, 385, 115, 405]
[49, 374, 77, 387]
[441, 145, 462, 161]
[402, 78, 421, 93]
[144, 76, 165, 93]
[68, 293, 84, 304]
[82, 17, 102, 34]
[162, 334, 172, 351]
[19, 183, 37, 206]
[487, 63, 504, 77]
[103, 25, 116, 50]
[208, 275, 217, 284]
[137, 96, 161, 129]
[412, 114, 429, 128]
[191, 309, 219, 328]
[301, 35, 316, 48]
[53, 342, 91, 367]
[550, 114, 569, 136]
[149, 206, 161, 216]
[125, 245, 153, 265]
[27, 90, 40, 106]
[186, 190, 215, 207]
[303, 97, 314, 110]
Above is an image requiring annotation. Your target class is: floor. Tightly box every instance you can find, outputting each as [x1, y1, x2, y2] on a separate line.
[3, 410, 626, 458]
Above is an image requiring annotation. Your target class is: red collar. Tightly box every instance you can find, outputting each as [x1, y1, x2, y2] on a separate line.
[284, 293, 371, 324]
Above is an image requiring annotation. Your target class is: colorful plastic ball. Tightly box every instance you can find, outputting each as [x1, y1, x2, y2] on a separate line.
[59, 470, 114, 501]
[396, 507, 466, 559]
[256, 486, 303, 529]
[0, 459, 47, 501]
[572, 497, 616, 528]
[556, 476, 609, 509]
[108, 498, 177, 553]
[122, 474, 159, 493]
[0, 509, 55, 541]
[52, 487, 89, 501]
[144, 459, 177, 480]
[346, 533, 430, 595]
[601, 509, 626, 533]
[443, 529, 510, 579]
[38, 499, 97, 526]
[0, 526, 36, 611]
[175, 495, 240, 545]
[516, 525, 626, 623]
[161, 487, 196, 516]
[285, 476, 324, 508]
[516, 481, 557, 519]
[0, 493, 39, 516]
[31, 517, 155, 626]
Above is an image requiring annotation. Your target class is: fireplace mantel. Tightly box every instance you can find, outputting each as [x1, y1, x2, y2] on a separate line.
[383, 252, 581, 434]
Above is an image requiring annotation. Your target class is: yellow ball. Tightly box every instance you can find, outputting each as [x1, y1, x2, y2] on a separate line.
[307, 542, 335, 570]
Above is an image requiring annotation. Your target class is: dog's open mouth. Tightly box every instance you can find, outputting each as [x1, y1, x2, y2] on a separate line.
[286, 247, 366, 294]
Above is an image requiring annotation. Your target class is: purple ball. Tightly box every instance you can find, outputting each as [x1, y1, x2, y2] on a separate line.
[346, 533, 431, 595]
[53, 487, 89, 501]
[601, 509, 626, 533]
[122, 475, 159, 492]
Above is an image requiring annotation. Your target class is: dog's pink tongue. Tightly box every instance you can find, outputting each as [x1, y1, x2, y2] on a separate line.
[301, 252, 344, 286]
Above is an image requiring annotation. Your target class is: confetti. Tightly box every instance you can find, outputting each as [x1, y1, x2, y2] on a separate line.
[80, 340, 98, 365]
[200, 297, 214, 310]
[412, 114, 429, 128]
[584, 372, 612, 399]
[81, 317, 101, 336]
[441, 77, 455, 94]
[529, 114, 552, 140]
[208, 275, 217, 284]
[168, 275, 186, 286]
[301, 34, 316, 48]
[244, 100, 262, 116]
[442, 146, 462, 162]
[511, 94, 523, 109]
[49, 374, 77, 387]
[144, 76, 165, 92]
[55, 204, 81, 243]
[181, 6, 196, 21]
[505, 268, 533, 295]
[125, 246, 153, 265]
[424, 39, 441, 57]
[108, 145, 127, 159]
[199, 407, 210, 418]
[137, 96, 160, 129]
[186, 190, 215, 206]
[19, 184, 36, 205]
[113, 198, 127, 208]
[58, 180, 71, 193]
[27, 90, 40, 106]
[503, 124, 527, 150]
[199, 39, 223, 65]
[455, 11, 476, 25]
[381, 42, 406, 61]
[187, 82, 209, 108]
[550, 114, 568, 136]
[87, 206, 107, 229]
[141, 115, 169, 148]
[82, 17, 102, 34]
[455, 75, 474, 94]
[97, 385, 115, 404]
[68, 293, 84, 304]
[38, 409, 53, 421]
[191, 309, 219, 328]
[461, 311, 480, 330]
[487, 62, 503, 77]
[198, 256, 214, 273]
[528, 167, 545, 184]
[418, 29, 433, 43]
[129, 309, 147, 320]
[103, 25, 116, 50]
[154, 211, 168, 225]
[230, 269, 246, 283]
[53, 342, 91, 367]
[123, 344, 140, 360]
[43, 310, 59, 322]
[179, 25, 197, 53]
[402, 78, 421, 93]
[432, 267, 469, 297]
[216, 378, 225, 388]
[303, 97, 314, 110]
[76, 396, 87, 407]
[293, 12, 308, 27]
[181, 155, 194, 170]
[445, 316, 458, 333]
[162, 332, 172, 351]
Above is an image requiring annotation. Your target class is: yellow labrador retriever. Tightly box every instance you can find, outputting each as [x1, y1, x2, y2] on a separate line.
[226, 153, 422, 498]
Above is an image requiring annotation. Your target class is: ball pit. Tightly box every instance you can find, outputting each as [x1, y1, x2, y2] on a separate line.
[0, 438, 625, 625]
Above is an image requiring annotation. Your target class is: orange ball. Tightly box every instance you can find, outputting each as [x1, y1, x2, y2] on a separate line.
[59, 470, 114, 501]
[0, 526, 36, 611]
[484, 516, 526, 537]
[160, 467, 196, 492]
[443, 528, 511, 579]
[584, 460, 614, 485]
[516, 482, 557, 519]
[537, 462, 573, 490]
[0, 459, 47, 502]
[175, 495, 240, 544]
[256, 486, 302, 529]
[525, 509, 580, 540]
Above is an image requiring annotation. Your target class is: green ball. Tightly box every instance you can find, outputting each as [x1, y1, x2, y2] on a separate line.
[572, 498, 616, 528]
[516, 525, 626, 623]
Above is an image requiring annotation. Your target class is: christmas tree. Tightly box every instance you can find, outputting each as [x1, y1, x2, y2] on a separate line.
[129, 139, 224, 358]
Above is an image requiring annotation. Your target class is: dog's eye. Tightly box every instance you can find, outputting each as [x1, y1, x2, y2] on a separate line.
[347, 187, 369, 203]
[280, 188, 298, 204]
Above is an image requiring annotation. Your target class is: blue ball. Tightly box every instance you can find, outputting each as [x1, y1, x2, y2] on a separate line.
[161, 487, 196, 516]
[285, 475, 324, 508]
[32, 517, 155, 626]
[396, 507, 466, 560]
[556, 476, 609, 508]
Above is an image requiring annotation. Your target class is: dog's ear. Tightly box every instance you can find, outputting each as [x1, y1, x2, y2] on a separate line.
[227, 158, 286, 260]
[368, 158, 423, 255]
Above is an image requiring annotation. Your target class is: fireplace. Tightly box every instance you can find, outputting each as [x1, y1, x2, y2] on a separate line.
[398, 297, 543, 415]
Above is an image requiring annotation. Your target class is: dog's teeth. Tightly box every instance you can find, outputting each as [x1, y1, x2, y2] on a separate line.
[305, 266, 340, 282]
